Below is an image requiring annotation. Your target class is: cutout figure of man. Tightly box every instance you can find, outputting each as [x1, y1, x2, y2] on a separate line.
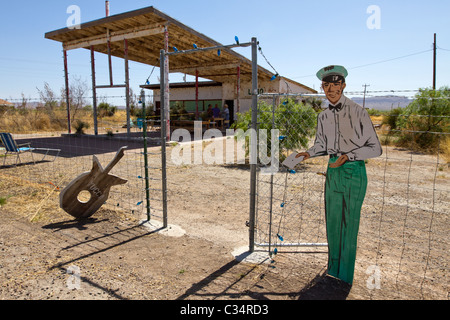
[296, 65, 382, 284]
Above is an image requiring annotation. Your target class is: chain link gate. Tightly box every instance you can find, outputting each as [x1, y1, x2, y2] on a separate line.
[138, 89, 168, 227]
[251, 93, 330, 254]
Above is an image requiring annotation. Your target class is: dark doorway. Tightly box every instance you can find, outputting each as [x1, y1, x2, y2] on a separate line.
[155, 101, 161, 119]
[225, 100, 234, 128]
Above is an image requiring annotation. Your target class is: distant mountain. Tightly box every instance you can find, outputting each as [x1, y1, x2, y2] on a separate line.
[349, 95, 413, 111]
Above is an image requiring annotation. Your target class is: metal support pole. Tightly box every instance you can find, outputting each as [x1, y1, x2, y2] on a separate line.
[63, 49, 71, 134]
[166, 41, 252, 57]
[160, 49, 168, 228]
[90, 46, 98, 135]
[141, 89, 151, 222]
[124, 39, 131, 136]
[267, 95, 276, 255]
[163, 26, 170, 142]
[249, 37, 258, 252]
[107, 31, 113, 86]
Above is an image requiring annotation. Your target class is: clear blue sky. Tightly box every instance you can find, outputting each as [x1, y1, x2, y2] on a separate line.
[1, 0, 449, 104]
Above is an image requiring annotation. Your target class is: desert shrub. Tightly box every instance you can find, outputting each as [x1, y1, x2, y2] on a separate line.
[382, 107, 403, 131]
[97, 102, 117, 118]
[33, 113, 51, 131]
[395, 87, 450, 152]
[232, 99, 317, 161]
[73, 120, 90, 135]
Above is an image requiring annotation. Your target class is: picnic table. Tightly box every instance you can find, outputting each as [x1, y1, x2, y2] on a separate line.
[170, 120, 216, 131]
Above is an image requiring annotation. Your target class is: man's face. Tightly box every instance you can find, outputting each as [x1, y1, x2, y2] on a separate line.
[322, 81, 346, 104]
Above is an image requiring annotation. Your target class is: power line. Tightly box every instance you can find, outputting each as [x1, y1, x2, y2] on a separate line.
[291, 48, 433, 79]
[348, 49, 432, 70]
[3, 90, 428, 102]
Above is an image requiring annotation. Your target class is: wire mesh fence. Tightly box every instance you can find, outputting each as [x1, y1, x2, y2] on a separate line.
[252, 93, 449, 299]
[1, 90, 449, 299]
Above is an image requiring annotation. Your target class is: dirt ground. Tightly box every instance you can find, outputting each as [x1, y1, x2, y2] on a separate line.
[0, 134, 448, 301]
[0, 163, 348, 301]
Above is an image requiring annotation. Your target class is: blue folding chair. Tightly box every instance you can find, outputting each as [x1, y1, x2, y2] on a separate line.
[136, 118, 144, 130]
[0, 133, 60, 166]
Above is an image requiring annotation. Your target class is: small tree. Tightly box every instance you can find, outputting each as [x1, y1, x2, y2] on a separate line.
[37, 82, 59, 116]
[59, 76, 88, 124]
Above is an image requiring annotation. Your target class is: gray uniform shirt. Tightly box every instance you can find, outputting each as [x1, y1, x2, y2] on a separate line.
[307, 95, 382, 161]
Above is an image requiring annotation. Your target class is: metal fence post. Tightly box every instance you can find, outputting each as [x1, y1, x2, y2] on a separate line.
[141, 89, 151, 222]
[160, 49, 168, 228]
[249, 37, 258, 252]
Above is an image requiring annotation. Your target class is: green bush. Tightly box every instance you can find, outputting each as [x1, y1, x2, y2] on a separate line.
[396, 87, 450, 151]
[97, 102, 117, 117]
[232, 99, 317, 161]
[73, 120, 90, 135]
[382, 107, 403, 131]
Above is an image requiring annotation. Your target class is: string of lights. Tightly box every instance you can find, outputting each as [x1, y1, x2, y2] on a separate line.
[257, 43, 293, 93]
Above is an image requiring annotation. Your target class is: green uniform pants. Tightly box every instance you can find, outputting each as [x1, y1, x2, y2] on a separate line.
[325, 156, 367, 284]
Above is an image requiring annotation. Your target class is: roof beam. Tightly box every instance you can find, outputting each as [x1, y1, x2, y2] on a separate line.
[63, 24, 165, 51]
[170, 63, 240, 74]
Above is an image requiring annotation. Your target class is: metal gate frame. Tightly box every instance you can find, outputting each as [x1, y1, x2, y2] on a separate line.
[251, 92, 330, 253]
[159, 37, 259, 247]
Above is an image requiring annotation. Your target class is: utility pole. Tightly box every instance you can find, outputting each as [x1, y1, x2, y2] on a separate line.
[433, 33, 437, 90]
[362, 84, 370, 109]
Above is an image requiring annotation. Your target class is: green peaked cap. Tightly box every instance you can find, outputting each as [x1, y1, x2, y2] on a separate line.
[316, 65, 348, 81]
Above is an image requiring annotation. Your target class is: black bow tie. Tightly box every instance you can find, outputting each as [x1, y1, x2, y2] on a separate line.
[329, 103, 342, 111]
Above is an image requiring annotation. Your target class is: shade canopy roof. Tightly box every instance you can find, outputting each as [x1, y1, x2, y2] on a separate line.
[45, 6, 281, 84]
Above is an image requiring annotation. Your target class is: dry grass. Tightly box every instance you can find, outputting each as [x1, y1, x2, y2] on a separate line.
[443, 135, 450, 164]
[0, 169, 133, 224]
[0, 172, 64, 223]
[370, 115, 384, 126]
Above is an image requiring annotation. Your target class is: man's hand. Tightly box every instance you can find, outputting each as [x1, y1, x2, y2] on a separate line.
[329, 154, 349, 168]
[296, 152, 310, 161]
